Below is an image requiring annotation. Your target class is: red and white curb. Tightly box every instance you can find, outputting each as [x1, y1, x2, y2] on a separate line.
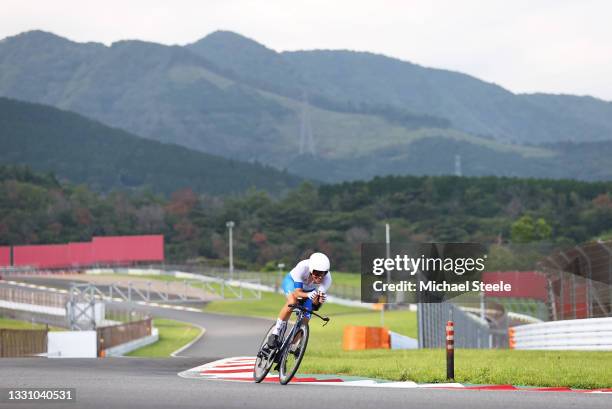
[178, 356, 345, 384]
[179, 357, 612, 393]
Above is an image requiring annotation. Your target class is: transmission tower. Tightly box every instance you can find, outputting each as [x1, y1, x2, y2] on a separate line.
[454, 154, 462, 177]
[299, 91, 316, 155]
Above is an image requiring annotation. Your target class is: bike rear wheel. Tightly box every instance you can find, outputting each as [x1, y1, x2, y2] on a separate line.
[279, 323, 309, 385]
[253, 324, 276, 383]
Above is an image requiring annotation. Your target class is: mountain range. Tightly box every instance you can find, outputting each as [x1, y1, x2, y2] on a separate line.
[0, 97, 301, 195]
[1, 30, 612, 183]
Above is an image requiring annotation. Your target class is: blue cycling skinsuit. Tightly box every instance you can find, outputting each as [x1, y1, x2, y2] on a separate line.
[281, 259, 332, 318]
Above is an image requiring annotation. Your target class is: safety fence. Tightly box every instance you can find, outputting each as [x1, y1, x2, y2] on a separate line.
[155, 265, 360, 300]
[509, 316, 612, 350]
[97, 318, 152, 356]
[0, 283, 149, 329]
[418, 302, 508, 349]
[0, 285, 70, 328]
[0, 286, 67, 309]
[0, 328, 47, 357]
[539, 240, 612, 320]
[84, 268, 262, 301]
[0, 307, 68, 329]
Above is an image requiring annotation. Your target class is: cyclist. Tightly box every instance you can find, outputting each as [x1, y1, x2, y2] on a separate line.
[267, 252, 332, 348]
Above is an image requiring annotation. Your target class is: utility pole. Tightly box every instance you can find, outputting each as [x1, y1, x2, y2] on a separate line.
[277, 263, 285, 293]
[382, 222, 391, 326]
[226, 221, 235, 280]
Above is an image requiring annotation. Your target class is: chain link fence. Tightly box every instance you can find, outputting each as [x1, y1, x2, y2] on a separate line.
[418, 301, 508, 349]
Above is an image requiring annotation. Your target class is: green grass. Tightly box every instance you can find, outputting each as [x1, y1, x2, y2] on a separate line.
[329, 271, 360, 288]
[301, 313, 612, 388]
[126, 318, 201, 357]
[301, 348, 612, 389]
[204, 297, 612, 389]
[0, 317, 63, 331]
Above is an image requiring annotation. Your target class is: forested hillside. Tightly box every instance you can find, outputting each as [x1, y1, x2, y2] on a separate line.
[2, 166, 611, 271]
[0, 97, 301, 196]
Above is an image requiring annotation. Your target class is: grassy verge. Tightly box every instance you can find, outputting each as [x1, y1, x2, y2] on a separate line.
[302, 343, 612, 389]
[204, 298, 612, 389]
[0, 317, 63, 331]
[126, 318, 201, 357]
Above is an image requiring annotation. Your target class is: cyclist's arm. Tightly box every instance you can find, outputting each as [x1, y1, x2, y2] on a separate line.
[292, 282, 311, 298]
[293, 288, 312, 298]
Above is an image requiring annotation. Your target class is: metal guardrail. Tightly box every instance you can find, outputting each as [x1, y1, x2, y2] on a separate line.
[63, 279, 213, 304]
[0, 285, 70, 328]
[168, 267, 359, 300]
[0, 282, 149, 329]
[106, 281, 207, 303]
[87, 268, 263, 301]
[0, 328, 47, 357]
[510, 316, 612, 350]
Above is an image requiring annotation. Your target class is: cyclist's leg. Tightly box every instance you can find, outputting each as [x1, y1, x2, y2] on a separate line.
[269, 274, 296, 346]
[289, 298, 313, 350]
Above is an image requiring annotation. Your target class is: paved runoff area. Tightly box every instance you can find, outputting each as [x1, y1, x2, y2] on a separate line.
[2, 358, 610, 409]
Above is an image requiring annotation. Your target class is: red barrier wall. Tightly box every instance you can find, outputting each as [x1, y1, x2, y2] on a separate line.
[0, 247, 10, 266]
[68, 242, 93, 266]
[8, 235, 164, 268]
[13, 244, 70, 268]
[92, 235, 164, 264]
[483, 271, 548, 302]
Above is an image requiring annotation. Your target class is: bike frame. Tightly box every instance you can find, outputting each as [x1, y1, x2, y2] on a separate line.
[274, 303, 329, 363]
[276, 308, 305, 357]
[254, 302, 329, 384]
[274, 304, 329, 356]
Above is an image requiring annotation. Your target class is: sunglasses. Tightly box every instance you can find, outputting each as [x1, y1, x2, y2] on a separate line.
[311, 270, 328, 277]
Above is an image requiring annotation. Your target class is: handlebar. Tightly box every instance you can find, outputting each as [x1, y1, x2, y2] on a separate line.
[288, 303, 330, 326]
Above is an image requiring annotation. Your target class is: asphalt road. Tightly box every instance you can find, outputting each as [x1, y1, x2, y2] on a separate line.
[1, 358, 610, 409]
[1, 276, 610, 409]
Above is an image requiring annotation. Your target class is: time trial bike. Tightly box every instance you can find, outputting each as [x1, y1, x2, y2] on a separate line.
[253, 303, 329, 385]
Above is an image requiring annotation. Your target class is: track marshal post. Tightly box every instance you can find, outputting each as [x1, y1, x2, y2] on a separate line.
[446, 319, 455, 380]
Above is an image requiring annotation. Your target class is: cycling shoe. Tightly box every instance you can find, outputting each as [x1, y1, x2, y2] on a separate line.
[267, 333, 280, 348]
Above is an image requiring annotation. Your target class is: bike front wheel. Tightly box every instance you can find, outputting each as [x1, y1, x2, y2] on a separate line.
[279, 323, 309, 385]
[253, 324, 276, 383]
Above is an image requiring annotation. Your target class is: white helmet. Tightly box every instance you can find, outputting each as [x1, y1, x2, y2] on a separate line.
[309, 252, 330, 273]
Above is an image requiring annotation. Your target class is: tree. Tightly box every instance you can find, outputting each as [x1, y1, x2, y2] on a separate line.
[511, 215, 552, 243]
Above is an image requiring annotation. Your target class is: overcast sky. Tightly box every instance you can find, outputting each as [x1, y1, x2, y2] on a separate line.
[2, 0, 611, 100]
